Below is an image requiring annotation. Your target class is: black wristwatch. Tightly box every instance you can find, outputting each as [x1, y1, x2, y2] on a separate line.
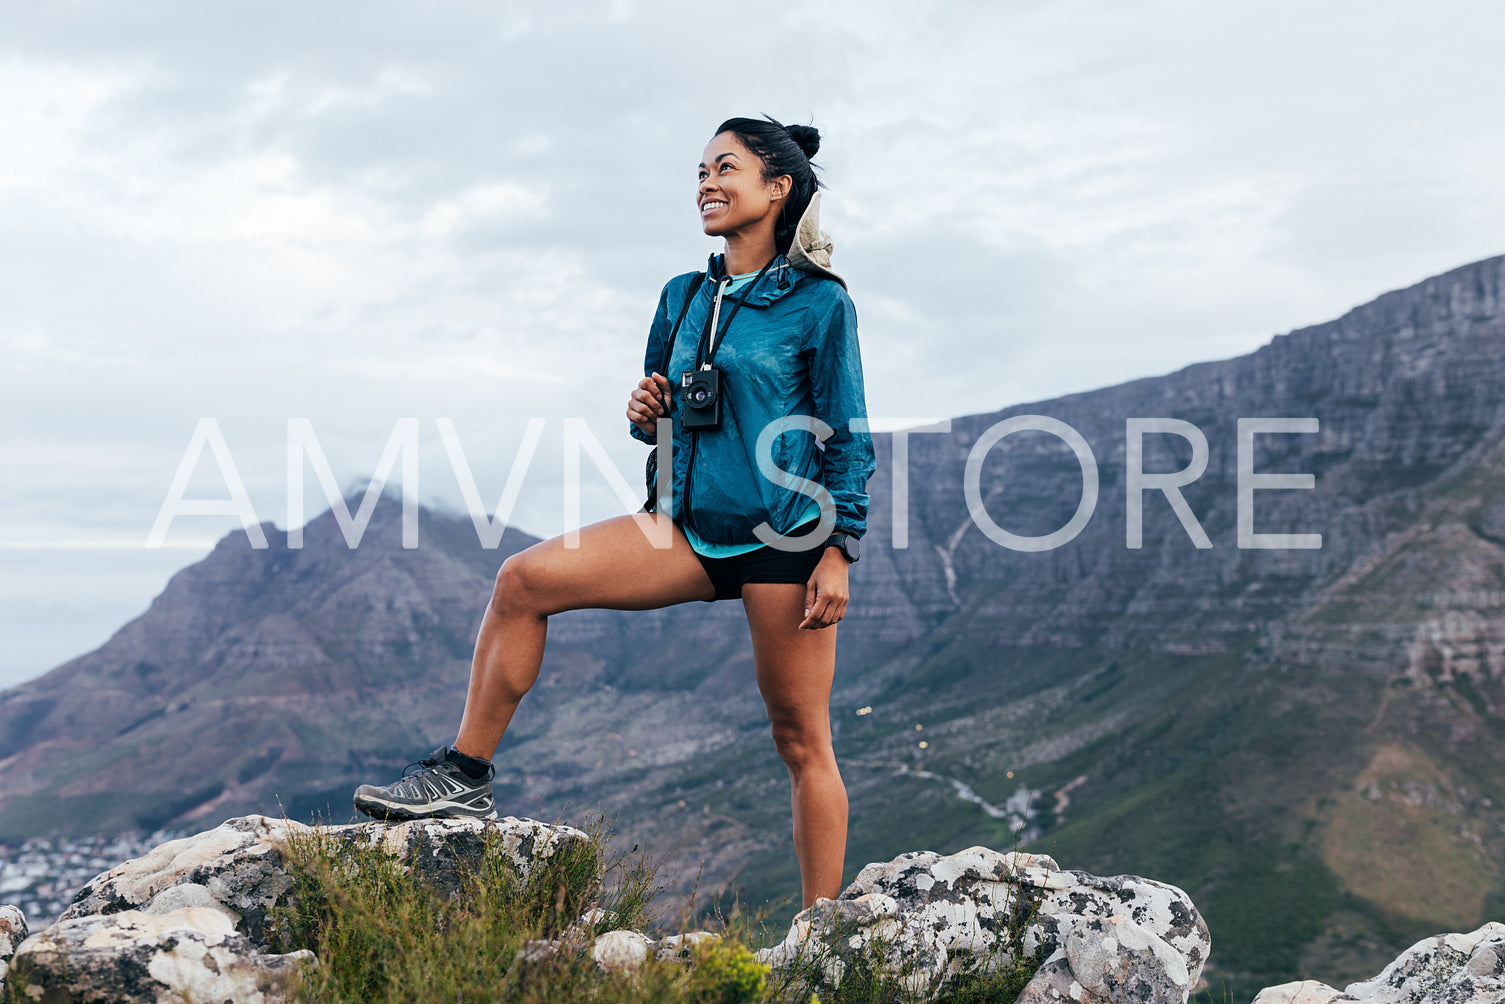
[824, 532, 860, 564]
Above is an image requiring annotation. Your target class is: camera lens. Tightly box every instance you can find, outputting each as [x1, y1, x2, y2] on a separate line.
[686, 376, 717, 408]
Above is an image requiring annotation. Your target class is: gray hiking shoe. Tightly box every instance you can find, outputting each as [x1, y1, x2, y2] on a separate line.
[353, 745, 497, 821]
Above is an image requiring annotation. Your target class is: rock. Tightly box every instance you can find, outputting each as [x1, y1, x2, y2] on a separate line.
[19, 813, 589, 1003]
[143, 881, 242, 925]
[61, 816, 305, 948]
[1343, 922, 1505, 1003]
[575, 907, 612, 928]
[515, 938, 559, 963]
[1, 905, 30, 1003]
[1018, 866, 1210, 1003]
[332, 813, 592, 905]
[656, 931, 720, 961]
[11, 906, 313, 1004]
[756, 845, 1209, 1001]
[61, 813, 591, 951]
[1253, 980, 1362, 1003]
[1252, 922, 1505, 1004]
[592, 929, 653, 972]
[1018, 913, 1193, 1003]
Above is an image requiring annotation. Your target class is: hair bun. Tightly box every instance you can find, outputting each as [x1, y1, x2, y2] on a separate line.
[784, 124, 821, 159]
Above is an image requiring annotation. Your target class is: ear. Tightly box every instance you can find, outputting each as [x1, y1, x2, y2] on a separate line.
[770, 174, 793, 200]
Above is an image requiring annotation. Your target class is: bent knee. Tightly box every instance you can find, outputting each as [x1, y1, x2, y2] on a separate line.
[492, 552, 547, 617]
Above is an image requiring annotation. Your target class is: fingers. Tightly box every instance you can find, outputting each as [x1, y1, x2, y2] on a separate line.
[801, 578, 819, 629]
[631, 387, 665, 416]
[628, 375, 671, 434]
[636, 376, 669, 414]
[626, 395, 656, 430]
[799, 576, 848, 630]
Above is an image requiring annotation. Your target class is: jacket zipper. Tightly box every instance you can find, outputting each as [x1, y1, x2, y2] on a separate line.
[681, 275, 729, 539]
[682, 433, 699, 534]
[678, 260, 772, 541]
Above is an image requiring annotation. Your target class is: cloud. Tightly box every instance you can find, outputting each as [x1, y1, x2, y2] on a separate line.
[1, 0, 1504, 683]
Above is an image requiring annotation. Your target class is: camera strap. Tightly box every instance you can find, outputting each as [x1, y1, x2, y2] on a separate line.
[657, 271, 706, 378]
[696, 256, 779, 369]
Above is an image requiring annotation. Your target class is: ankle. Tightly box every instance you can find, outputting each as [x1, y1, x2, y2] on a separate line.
[445, 746, 493, 780]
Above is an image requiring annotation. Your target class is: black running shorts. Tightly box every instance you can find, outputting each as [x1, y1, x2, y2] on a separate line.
[678, 516, 828, 602]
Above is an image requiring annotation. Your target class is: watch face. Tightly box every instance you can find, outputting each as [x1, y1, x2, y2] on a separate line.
[829, 533, 859, 563]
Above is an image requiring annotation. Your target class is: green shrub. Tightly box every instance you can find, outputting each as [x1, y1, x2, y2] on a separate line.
[268, 814, 673, 1003]
[686, 939, 768, 1003]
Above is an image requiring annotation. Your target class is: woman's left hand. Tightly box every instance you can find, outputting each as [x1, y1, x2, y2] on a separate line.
[800, 549, 851, 630]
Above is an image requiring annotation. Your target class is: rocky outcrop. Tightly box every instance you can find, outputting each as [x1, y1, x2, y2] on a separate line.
[9, 817, 1214, 1002]
[15, 909, 311, 1004]
[10, 814, 589, 1003]
[755, 845, 1210, 1001]
[1, 905, 29, 1003]
[56, 813, 587, 949]
[59, 816, 302, 948]
[1253, 922, 1505, 1003]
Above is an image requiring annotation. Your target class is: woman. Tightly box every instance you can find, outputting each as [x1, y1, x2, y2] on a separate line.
[354, 117, 876, 908]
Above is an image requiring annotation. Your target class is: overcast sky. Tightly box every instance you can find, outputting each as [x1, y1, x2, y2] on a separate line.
[2, 1, 1503, 688]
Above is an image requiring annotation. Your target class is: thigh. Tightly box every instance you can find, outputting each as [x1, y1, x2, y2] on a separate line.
[743, 583, 839, 724]
[510, 513, 715, 613]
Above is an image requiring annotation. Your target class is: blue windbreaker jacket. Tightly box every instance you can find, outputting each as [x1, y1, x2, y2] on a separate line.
[629, 251, 877, 545]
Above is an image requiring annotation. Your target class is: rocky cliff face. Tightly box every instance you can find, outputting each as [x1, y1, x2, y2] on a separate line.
[2, 255, 1504, 998]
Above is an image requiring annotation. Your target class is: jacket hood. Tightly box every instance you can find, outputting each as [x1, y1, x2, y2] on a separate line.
[785, 192, 846, 290]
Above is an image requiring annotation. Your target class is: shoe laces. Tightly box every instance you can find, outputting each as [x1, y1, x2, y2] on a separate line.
[401, 745, 451, 778]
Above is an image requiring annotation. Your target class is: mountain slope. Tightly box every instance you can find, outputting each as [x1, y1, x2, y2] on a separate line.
[4, 255, 1504, 997]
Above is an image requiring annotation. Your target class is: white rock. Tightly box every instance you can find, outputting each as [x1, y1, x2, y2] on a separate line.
[1250, 922, 1505, 1004]
[62, 813, 591, 951]
[143, 881, 242, 925]
[592, 929, 653, 972]
[1, 904, 30, 1002]
[21, 812, 590, 1003]
[60, 815, 307, 947]
[1252, 980, 1361, 1003]
[13, 907, 312, 1004]
[1051, 914, 1190, 1001]
[656, 931, 720, 961]
[759, 844, 1209, 1002]
[1343, 922, 1505, 1004]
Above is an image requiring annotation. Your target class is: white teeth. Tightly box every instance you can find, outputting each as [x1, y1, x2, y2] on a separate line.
[701, 201, 726, 211]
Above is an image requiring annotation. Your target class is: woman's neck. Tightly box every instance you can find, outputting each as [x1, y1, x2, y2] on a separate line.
[722, 230, 778, 277]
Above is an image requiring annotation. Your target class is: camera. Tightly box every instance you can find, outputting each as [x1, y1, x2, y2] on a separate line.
[681, 368, 722, 431]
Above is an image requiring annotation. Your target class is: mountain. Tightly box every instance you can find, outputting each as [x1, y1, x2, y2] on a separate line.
[4, 255, 1504, 998]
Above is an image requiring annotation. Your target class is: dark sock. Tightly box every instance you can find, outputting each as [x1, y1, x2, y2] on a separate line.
[446, 747, 492, 780]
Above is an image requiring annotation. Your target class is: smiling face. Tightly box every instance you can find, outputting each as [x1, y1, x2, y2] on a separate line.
[697, 131, 790, 244]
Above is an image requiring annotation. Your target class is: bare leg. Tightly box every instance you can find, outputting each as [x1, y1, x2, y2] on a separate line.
[742, 582, 847, 908]
[455, 514, 714, 759]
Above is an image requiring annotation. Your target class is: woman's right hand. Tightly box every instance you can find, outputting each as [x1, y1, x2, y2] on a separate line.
[628, 371, 673, 438]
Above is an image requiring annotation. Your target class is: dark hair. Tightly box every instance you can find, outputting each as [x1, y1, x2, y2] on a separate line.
[714, 116, 823, 254]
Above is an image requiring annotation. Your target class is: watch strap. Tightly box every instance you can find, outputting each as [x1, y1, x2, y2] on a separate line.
[824, 532, 860, 564]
